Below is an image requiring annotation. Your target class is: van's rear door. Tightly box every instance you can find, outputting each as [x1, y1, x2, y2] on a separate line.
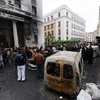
[46, 62, 62, 92]
[62, 64, 74, 95]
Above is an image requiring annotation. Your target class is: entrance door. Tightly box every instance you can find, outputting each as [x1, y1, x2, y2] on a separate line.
[0, 35, 6, 48]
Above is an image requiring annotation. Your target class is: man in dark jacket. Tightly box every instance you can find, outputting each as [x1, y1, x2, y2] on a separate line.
[15, 49, 26, 81]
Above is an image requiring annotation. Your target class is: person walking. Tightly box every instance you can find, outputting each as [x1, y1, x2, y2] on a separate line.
[15, 49, 26, 82]
[34, 49, 44, 79]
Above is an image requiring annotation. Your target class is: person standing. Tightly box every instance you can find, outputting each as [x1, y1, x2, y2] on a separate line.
[15, 49, 26, 81]
[34, 49, 44, 79]
[0, 52, 4, 71]
[87, 45, 93, 64]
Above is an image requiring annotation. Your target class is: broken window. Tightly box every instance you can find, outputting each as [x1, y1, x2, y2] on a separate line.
[63, 64, 73, 79]
[47, 62, 60, 77]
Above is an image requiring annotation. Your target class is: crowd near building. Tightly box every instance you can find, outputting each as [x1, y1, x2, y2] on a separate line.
[43, 5, 86, 43]
[0, 0, 44, 48]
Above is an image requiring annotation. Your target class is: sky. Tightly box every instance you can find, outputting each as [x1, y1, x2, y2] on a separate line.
[43, 0, 100, 32]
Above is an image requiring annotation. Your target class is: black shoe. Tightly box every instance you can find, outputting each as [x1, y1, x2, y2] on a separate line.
[22, 79, 26, 82]
[17, 80, 21, 82]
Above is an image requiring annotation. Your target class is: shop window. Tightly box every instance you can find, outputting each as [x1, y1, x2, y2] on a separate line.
[63, 64, 73, 79]
[47, 62, 60, 77]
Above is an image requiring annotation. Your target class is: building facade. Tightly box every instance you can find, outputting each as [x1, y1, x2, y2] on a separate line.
[43, 5, 86, 43]
[0, 0, 44, 48]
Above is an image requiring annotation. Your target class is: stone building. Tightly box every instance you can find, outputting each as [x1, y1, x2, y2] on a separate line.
[0, 0, 44, 48]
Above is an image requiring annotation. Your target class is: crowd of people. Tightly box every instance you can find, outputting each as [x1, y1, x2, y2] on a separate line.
[0, 43, 96, 81]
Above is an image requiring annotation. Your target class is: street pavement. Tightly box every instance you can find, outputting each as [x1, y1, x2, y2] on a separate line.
[0, 56, 100, 100]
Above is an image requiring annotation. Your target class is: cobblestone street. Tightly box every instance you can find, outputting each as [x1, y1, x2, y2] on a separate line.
[0, 56, 100, 100]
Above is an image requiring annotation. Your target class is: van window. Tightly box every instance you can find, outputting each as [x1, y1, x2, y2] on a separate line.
[47, 62, 60, 77]
[63, 64, 73, 79]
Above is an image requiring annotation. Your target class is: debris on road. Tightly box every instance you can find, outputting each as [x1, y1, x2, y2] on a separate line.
[85, 83, 100, 99]
[77, 83, 100, 100]
[77, 89, 92, 100]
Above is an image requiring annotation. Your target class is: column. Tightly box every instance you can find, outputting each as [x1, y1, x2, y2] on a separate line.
[12, 21, 19, 47]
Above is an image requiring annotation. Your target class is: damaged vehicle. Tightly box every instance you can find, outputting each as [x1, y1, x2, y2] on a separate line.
[44, 51, 84, 96]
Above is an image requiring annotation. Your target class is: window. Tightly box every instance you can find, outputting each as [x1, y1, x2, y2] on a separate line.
[32, 6, 37, 15]
[51, 24, 53, 29]
[44, 26, 46, 30]
[66, 21, 68, 27]
[45, 32, 46, 36]
[71, 23, 73, 28]
[71, 15, 73, 19]
[48, 31, 50, 35]
[44, 19, 46, 22]
[58, 29, 61, 35]
[0, 0, 6, 5]
[48, 17, 49, 21]
[58, 12, 60, 17]
[47, 62, 60, 77]
[58, 21, 61, 27]
[59, 37, 61, 40]
[63, 64, 73, 79]
[66, 29, 68, 34]
[66, 12, 68, 17]
[51, 15, 53, 20]
[48, 25, 49, 29]
[15, 0, 21, 8]
[51, 31, 54, 35]
[31, 0, 36, 4]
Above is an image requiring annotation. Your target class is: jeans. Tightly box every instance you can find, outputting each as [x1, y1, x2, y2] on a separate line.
[0, 60, 4, 69]
[36, 65, 44, 78]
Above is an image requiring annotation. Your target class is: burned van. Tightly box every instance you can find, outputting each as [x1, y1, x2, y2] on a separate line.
[44, 51, 84, 95]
